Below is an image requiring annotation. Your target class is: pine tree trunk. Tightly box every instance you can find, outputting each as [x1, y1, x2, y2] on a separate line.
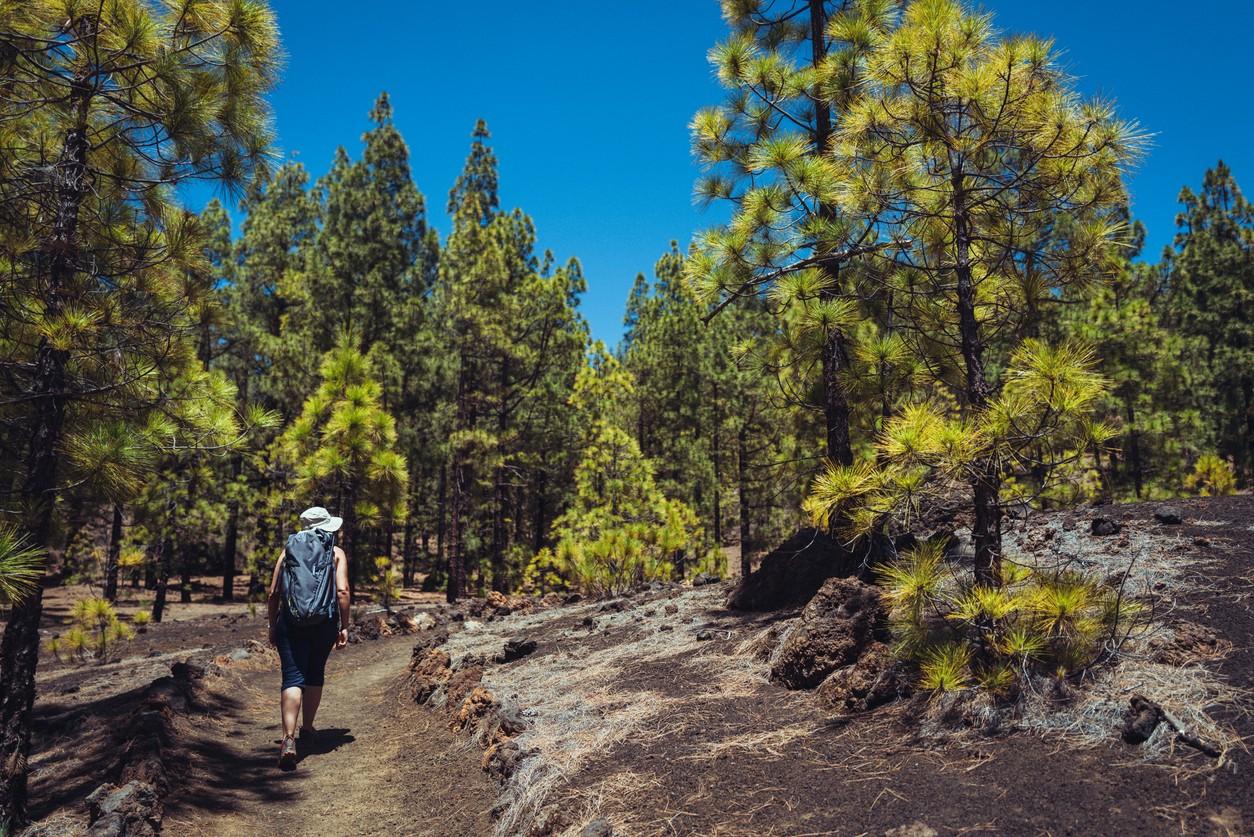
[0, 55, 93, 825]
[533, 466, 548, 553]
[104, 504, 124, 602]
[344, 481, 358, 602]
[436, 464, 447, 572]
[1242, 376, 1253, 485]
[448, 461, 467, 602]
[180, 550, 192, 604]
[447, 367, 470, 603]
[221, 451, 242, 601]
[152, 538, 172, 624]
[808, 0, 855, 469]
[951, 163, 1002, 587]
[402, 511, 415, 588]
[1124, 400, 1144, 498]
[711, 382, 723, 545]
[738, 426, 752, 579]
[491, 358, 509, 593]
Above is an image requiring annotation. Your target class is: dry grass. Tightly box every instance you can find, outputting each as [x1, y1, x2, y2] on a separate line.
[441, 587, 734, 835]
[964, 514, 1252, 764]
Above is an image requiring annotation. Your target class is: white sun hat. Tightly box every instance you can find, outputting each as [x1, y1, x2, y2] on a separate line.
[299, 506, 343, 533]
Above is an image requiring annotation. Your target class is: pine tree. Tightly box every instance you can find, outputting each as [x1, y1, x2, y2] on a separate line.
[688, 0, 898, 467]
[0, 2, 278, 821]
[1066, 218, 1209, 498]
[434, 121, 588, 599]
[552, 345, 708, 594]
[1166, 162, 1254, 484]
[804, 0, 1140, 585]
[279, 342, 408, 592]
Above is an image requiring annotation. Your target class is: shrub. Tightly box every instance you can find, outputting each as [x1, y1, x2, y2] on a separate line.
[881, 541, 1145, 693]
[521, 547, 568, 594]
[49, 597, 137, 663]
[372, 555, 402, 610]
[1184, 454, 1237, 497]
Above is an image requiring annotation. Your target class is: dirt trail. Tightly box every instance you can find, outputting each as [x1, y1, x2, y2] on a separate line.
[164, 633, 495, 837]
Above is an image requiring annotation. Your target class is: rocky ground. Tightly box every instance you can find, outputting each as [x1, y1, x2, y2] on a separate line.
[17, 495, 1254, 836]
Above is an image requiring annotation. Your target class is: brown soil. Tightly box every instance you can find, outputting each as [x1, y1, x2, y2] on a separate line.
[21, 495, 1254, 836]
[27, 608, 494, 837]
[433, 496, 1254, 836]
[164, 633, 495, 837]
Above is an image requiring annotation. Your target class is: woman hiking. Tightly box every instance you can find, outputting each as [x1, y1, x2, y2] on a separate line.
[267, 506, 351, 770]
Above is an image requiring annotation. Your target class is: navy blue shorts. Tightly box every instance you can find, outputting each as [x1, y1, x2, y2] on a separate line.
[274, 616, 337, 690]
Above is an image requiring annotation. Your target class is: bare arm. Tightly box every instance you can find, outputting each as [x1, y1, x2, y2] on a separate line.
[266, 550, 284, 642]
[334, 546, 350, 648]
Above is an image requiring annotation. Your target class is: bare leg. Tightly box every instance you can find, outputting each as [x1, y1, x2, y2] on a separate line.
[281, 687, 303, 738]
[301, 685, 323, 730]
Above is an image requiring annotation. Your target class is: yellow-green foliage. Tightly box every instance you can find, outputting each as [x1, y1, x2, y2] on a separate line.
[522, 547, 567, 594]
[805, 342, 1113, 539]
[372, 555, 402, 610]
[48, 597, 136, 663]
[550, 353, 708, 596]
[131, 609, 152, 627]
[880, 543, 1145, 693]
[280, 341, 408, 528]
[0, 526, 43, 605]
[1184, 454, 1237, 497]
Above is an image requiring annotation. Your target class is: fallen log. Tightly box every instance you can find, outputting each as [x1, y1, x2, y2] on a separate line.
[1124, 694, 1221, 757]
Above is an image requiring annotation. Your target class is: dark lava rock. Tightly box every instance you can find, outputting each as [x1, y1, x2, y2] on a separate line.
[1194, 537, 1212, 548]
[169, 661, 204, 682]
[1122, 695, 1162, 745]
[498, 637, 538, 663]
[692, 572, 721, 587]
[564, 592, 584, 604]
[663, 604, 679, 616]
[86, 780, 161, 837]
[1090, 517, 1122, 536]
[696, 629, 714, 641]
[658, 624, 673, 632]
[496, 698, 528, 735]
[1153, 506, 1183, 525]
[769, 577, 888, 689]
[484, 739, 524, 781]
[726, 528, 860, 612]
[580, 616, 595, 627]
[408, 648, 452, 704]
[815, 641, 909, 713]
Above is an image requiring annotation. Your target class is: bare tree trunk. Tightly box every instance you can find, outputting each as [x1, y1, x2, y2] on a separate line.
[738, 426, 752, 579]
[808, 0, 855, 469]
[533, 466, 548, 553]
[402, 510, 415, 588]
[152, 538, 172, 624]
[436, 464, 447, 574]
[179, 547, 192, 604]
[1124, 400, 1144, 499]
[221, 452, 242, 601]
[0, 53, 92, 824]
[104, 504, 124, 602]
[447, 368, 470, 603]
[491, 358, 509, 593]
[951, 163, 1002, 586]
[712, 382, 723, 545]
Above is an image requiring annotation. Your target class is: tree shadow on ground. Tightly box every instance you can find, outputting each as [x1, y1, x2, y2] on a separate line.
[296, 727, 354, 761]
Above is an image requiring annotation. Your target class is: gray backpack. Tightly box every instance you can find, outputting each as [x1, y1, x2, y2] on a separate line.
[282, 529, 337, 627]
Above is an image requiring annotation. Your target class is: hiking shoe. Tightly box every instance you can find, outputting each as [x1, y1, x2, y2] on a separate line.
[278, 735, 297, 770]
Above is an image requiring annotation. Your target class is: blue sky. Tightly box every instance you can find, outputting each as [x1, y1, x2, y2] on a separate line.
[186, 1, 1254, 344]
